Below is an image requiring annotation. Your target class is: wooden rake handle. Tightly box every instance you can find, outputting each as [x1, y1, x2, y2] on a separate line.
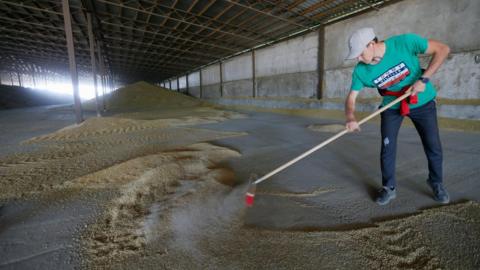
[253, 87, 413, 185]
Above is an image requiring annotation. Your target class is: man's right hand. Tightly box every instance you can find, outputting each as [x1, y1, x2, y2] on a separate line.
[346, 120, 361, 132]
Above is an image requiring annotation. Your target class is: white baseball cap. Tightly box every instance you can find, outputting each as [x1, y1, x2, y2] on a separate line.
[345, 27, 376, 60]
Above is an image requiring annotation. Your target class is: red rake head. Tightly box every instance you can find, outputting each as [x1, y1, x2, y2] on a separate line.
[245, 192, 255, 207]
[245, 175, 257, 207]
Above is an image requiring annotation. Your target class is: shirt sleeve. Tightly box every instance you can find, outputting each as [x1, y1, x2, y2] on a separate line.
[403, 33, 428, 55]
[350, 68, 364, 91]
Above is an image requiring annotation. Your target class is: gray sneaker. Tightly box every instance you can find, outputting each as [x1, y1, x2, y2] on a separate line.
[427, 180, 450, 204]
[376, 187, 396, 205]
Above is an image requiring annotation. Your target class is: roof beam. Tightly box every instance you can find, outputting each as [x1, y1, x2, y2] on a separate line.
[313, 0, 361, 20]
[100, 20, 239, 52]
[97, 0, 262, 42]
[300, 0, 337, 16]
[224, 0, 312, 31]
[127, 0, 270, 41]
[98, 13, 245, 50]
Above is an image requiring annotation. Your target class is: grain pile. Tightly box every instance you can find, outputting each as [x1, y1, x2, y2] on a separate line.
[63, 143, 240, 263]
[83, 81, 201, 112]
[0, 82, 246, 200]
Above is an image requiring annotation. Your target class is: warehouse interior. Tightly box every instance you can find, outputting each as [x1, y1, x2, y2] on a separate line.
[0, 0, 479, 269]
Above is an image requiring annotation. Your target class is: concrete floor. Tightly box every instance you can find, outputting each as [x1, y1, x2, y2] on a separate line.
[196, 110, 480, 230]
[0, 105, 479, 269]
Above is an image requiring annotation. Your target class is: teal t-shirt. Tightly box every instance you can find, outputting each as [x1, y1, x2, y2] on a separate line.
[350, 33, 436, 109]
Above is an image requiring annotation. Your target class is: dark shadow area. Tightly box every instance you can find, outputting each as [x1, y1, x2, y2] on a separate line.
[0, 84, 73, 110]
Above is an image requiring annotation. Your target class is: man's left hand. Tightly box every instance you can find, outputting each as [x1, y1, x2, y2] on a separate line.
[411, 80, 426, 95]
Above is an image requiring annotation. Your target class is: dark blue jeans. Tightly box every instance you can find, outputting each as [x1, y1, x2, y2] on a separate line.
[380, 100, 443, 188]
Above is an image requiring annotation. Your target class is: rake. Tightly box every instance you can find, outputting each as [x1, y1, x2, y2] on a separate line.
[245, 87, 413, 207]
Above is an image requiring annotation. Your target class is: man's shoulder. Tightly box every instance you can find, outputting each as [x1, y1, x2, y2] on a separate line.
[387, 33, 428, 54]
[387, 33, 423, 44]
[353, 62, 367, 74]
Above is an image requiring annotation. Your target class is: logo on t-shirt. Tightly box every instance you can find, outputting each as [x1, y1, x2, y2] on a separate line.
[373, 62, 410, 89]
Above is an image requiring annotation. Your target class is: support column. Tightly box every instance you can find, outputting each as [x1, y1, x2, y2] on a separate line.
[101, 74, 106, 110]
[169, 80, 171, 90]
[317, 26, 325, 100]
[62, 0, 83, 124]
[17, 72, 22, 87]
[97, 44, 107, 111]
[110, 75, 114, 93]
[110, 71, 115, 91]
[87, 12, 101, 117]
[32, 71, 36, 88]
[186, 73, 189, 95]
[199, 68, 203, 99]
[219, 61, 223, 97]
[106, 75, 109, 94]
[107, 75, 111, 94]
[177, 76, 179, 92]
[252, 50, 256, 98]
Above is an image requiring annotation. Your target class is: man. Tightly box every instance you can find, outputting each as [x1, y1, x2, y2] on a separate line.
[344, 27, 451, 205]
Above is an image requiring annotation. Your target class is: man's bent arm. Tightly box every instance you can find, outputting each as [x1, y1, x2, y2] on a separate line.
[422, 40, 450, 78]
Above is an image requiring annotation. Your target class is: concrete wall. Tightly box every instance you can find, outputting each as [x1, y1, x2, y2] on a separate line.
[171, 79, 178, 91]
[430, 51, 480, 99]
[190, 32, 319, 99]
[165, 31, 319, 99]
[255, 31, 319, 98]
[223, 53, 253, 97]
[202, 64, 221, 85]
[201, 64, 221, 98]
[188, 71, 200, 98]
[178, 76, 187, 94]
[324, 0, 480, 99]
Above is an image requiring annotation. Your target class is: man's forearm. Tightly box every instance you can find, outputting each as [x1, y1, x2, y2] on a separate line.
[345, 91, 361, 131]
[345, 96, 356, 122]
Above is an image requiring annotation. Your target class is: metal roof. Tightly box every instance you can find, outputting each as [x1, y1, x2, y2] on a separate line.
[0, 0, 396, 85]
